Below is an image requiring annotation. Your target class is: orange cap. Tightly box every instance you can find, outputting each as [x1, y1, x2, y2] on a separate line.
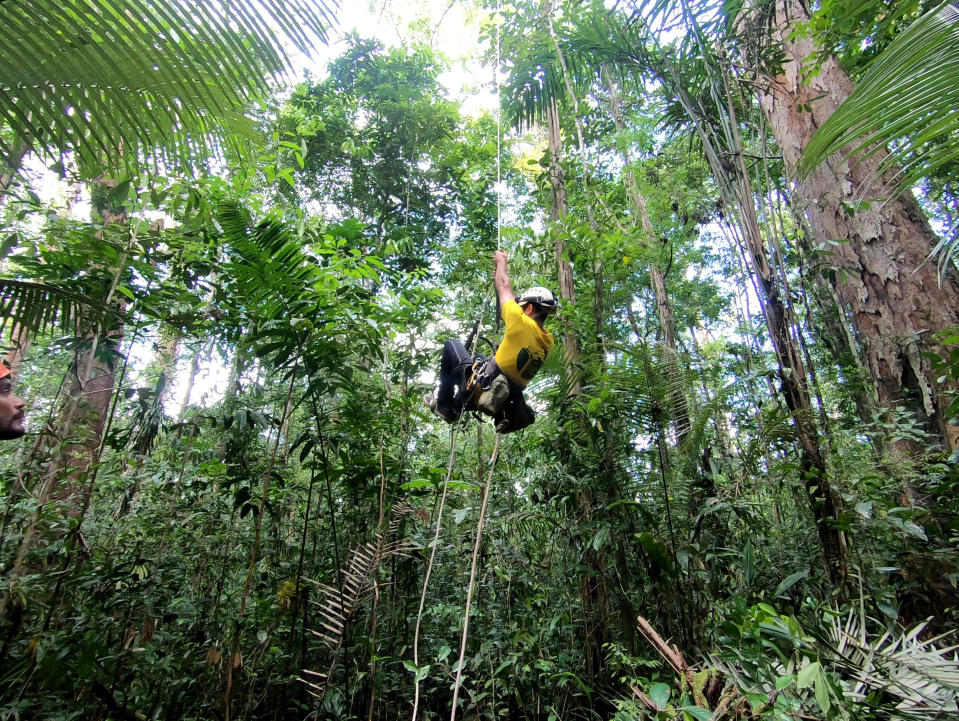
[0, 365, 11, 379]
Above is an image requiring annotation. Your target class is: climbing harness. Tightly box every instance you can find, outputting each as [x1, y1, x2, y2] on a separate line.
[464, 356, 535, 434]
[435, 280, 536, 435]
[449, 10, 511, 721]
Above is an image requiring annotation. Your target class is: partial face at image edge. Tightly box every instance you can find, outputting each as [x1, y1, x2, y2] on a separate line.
[0, 366, 26, 440]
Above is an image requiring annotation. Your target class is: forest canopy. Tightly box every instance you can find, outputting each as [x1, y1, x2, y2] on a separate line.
[0, 1, 957, 719]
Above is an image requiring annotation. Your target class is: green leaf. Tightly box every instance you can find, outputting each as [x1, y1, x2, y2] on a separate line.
[775, 674, 795, 690]
[649, 682, 670, 710]
[886, 515, 928, 540]
[814, 671, 831, 713]
[591, 526, 610, 551]
[796, 660, 819, 689]
[773, 570, 808, 598]
[0, 233, 19, 259]
[637, 532, 674, 575]
[0, 0, 337, 176]
[401, 479, 435, 490]
[743, 540, 754, 587]
[877, 598, 899, 619]
[0, 278, 124, 337]
[901, 520, 928, 541]
[402, 660, 430, 682]
[799, 1, 959, 200]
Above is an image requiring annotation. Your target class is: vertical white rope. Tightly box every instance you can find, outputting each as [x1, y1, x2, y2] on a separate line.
[414, 9, 504, 719]
[411, 425, 460, 721]
[495, 0, 502, 251]
[449, 432, 502, 721]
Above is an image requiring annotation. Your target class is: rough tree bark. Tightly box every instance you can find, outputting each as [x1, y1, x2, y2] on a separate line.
[52, 178, 129, 502]
[0, 178, 130, 622]
[750, 0, 959, 452]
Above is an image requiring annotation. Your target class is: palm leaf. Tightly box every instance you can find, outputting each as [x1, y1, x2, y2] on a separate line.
[608, 340, 690, 435]
[827, 613, 959, 715]
[0, 278, 123, 338]
[0, 0, 338, 175]
[298, 501, 420, 699]
[702, 608, 959, 718]
[798, 1, 959, 192]
[676, 379, 736, 476]
[217, 201, 325, 321]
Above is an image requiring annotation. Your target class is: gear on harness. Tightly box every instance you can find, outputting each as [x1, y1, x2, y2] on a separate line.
[467, 357, 508, 415]
[464, 357, 535, 434]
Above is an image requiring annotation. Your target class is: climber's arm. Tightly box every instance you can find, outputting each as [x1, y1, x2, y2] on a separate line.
[493, 250, 515, 307]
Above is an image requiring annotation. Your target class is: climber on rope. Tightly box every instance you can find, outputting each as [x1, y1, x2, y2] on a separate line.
[428, 250, 557, 434]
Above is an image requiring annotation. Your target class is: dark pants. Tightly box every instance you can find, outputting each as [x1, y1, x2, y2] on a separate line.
[437, 339, 474, 419]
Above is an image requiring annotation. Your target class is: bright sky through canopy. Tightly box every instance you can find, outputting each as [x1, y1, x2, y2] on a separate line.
[309, 0, 498, 116]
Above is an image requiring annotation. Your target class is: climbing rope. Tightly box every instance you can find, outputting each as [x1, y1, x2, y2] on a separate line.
[450, 431, 502, 721]
[448, 9, 506, 719]
[495, 0, 502, 252]
[411, 425, 459, 721]
[412, 289, 490, 721]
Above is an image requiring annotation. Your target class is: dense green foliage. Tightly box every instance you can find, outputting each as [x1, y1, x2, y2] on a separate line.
[0, 1, 957, 720]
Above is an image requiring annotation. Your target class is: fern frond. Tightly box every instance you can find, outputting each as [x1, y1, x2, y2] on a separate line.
[799, 1, 959, 193]
[299, 498, 423, 699]
[828, 613, 959, 714]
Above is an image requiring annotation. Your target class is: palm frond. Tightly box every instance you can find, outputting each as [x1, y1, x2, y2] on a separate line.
[608, 339, 690, 434]
[705, 608, 959, 719]
[799, 1, 959, 193]
[0, 278, 123, 338]
[0, 0, 338, 175]
[828, 613, 959, 715]
[299, 501, 420, 699]
[677, 380, 736, 476]
[217, 201, 324, 321]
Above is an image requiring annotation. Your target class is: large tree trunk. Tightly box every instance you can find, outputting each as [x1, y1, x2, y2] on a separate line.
[725, 113, 848, 585]
[752, 0, 959, 452]
[545, 96, 612, 678]
[0, 178, 129, 622]
[52, 177, 128, 502]
[604, 68, 692, 445]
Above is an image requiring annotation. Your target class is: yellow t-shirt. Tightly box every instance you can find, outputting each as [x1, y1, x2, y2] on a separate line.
[494, 300, 554, 387]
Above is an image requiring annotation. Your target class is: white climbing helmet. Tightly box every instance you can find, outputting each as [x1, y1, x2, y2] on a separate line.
[517, 286, 559, 314]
